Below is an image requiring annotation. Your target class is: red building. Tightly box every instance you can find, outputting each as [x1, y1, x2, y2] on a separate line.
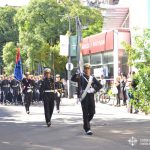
[81, 29, 131, 79]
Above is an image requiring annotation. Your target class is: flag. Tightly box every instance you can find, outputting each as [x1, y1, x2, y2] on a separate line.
[14, 47, 23, 81]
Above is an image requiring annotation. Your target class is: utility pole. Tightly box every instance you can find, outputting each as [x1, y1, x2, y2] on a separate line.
[57, 0, 72, 98]
[76, 16, 83, 72]
[67, 15, 72, 99]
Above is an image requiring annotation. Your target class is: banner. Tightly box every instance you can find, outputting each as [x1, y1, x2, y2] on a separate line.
[14, 48, 23, 81]
[60, 35, 69, 56]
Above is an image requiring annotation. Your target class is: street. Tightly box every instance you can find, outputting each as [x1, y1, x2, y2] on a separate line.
[0, 98, 150, 150]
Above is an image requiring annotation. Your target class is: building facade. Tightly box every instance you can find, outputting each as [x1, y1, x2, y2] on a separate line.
[80, 0, 150, 80]
[81, 29, 130, 79]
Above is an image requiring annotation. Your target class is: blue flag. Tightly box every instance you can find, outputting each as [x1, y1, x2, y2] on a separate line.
[14, 48, 23, 81]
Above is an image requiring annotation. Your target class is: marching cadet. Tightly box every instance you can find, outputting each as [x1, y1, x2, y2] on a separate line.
[10, 76, 21, 105]
[40, 68, 55, 127]
[22, 72, 34, 114]
[55, 74, 64, 113]
[71, 63, 102, 135]
[1, 76, 10, 104]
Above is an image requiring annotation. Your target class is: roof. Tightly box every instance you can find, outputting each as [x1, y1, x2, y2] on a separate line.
[101, 4, 129, 30]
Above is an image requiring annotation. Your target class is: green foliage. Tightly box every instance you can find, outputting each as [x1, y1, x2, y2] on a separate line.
[2, 42, 17, 75]
[1, 0, 103, 75]
[0, 6, 19, 71]
[123, 29, 150, 114]
[135, 68, 150, 114]
[14, 0, 102, 74]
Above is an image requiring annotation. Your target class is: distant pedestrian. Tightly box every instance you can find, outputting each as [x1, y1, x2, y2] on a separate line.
[131, 71, 139, 114]
[121, 74, 127, 105]
[114, 76, 121, 107]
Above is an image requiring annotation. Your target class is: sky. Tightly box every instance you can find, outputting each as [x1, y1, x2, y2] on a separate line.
[0, 0, 30, 6]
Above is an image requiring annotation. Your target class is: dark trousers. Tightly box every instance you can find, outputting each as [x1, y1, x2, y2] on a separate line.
[1, 88, 9, 103]
[81, 93, 95, 132]
[43, 92, 54, 124]
[12, 90, 19, 104]
[116, 91, 121, 105]
[33, 90, 40, 102]
[55, 93, 61, 110]
[24, 92, 33, 111]
[122, 89, 127, 105]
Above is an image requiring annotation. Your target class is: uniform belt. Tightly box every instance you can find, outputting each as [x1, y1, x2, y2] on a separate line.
[12, 86, 18, 87]
[44, 90, 54, 92]
[3, 86, 9, 87]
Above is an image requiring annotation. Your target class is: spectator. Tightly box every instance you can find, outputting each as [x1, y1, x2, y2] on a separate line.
[114, 76, 121, 107]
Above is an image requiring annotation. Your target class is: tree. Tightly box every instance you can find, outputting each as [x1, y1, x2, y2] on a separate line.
[15, 0, 103, 74]
[2, 42, 17, 75]
[123, 29, 150, 114]
[0, 6, 19, 73]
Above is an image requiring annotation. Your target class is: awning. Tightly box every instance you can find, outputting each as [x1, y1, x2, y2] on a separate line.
[101, 5, 129, 30]
[81, 31, 114, 55]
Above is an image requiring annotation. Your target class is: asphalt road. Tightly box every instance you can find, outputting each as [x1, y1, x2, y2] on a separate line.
[0, 99, 150, 150]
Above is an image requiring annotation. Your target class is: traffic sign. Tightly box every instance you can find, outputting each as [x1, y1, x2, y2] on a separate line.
[66, 63, 74, 71]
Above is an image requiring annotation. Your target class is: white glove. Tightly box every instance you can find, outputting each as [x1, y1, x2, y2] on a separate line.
[57, 92, 60, 97]
[90, 88, 95, 93]
[76, 69, 80, 74]
[87, 88, 95, 93]
[61, 93, 64, 97]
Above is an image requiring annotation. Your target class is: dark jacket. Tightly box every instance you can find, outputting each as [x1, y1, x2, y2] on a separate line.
[22, 78, 34, 93]
[40, 77, 55, 94]
[71, 73, 102, 98]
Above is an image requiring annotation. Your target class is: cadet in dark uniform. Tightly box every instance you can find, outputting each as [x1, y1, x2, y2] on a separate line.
[71, 63, 102, 135]
[40, 68, 55, 127]
[10, 76, 20, 105]
[55, 74, 64, 113]
[1, 76, 10, 104]
[22, 72, 34, 114]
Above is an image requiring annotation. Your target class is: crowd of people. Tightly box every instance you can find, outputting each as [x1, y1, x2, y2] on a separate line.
[114, 71, 139, 113]
[0, 64, 140, 135]
[0, 73, 65, 113]
[0, 74, 41, 105]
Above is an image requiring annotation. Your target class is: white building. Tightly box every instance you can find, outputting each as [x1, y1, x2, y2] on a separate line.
[81, 0, 150, 80]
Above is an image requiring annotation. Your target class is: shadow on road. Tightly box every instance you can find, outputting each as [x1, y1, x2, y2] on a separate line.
[0, 105, 150, 150]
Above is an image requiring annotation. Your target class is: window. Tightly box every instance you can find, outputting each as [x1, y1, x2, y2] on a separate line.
[102, 51, 113, 64]
[91, 53, 102, 65]
[83, 55, 90, 63]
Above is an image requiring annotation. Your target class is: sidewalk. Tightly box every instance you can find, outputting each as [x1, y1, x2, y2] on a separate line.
[61, 97, 150, 118]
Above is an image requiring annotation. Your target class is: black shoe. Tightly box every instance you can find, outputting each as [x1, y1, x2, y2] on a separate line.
[134, 110, 139, 114]
[123, 103, 127, 106]
[86, 130, 93, 135]
[47, 122, 51, 127]
[26, 111, 30, 114]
